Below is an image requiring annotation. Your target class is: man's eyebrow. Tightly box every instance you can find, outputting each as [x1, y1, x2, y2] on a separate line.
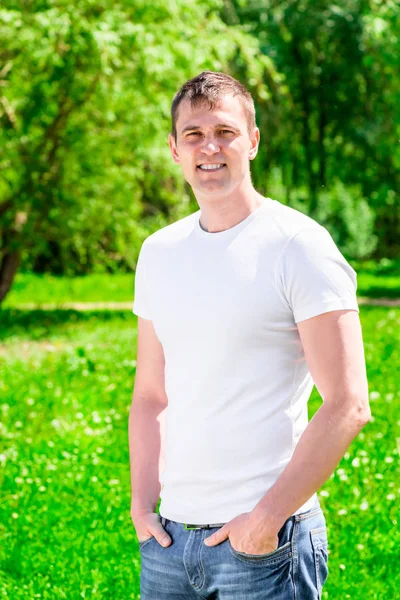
[180, 123, 240, 134]
[180, 125, 201, 134]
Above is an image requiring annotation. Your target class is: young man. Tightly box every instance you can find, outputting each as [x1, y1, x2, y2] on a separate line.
[129, 71, 371, 599]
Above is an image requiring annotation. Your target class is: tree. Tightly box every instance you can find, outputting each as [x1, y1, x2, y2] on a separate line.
[0, 0, 278, 302]
[221, 0, 399, 257]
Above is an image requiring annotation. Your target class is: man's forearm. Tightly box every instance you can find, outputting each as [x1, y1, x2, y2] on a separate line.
[250, 399, 371, 529]
[128, 399, 166, 517]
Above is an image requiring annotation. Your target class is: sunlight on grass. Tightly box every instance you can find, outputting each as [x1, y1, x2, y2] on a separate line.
[2, 265, 400, 308]
[0, 306, 399, 598]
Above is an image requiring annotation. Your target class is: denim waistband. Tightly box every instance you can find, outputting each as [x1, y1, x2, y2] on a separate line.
[160, 496, 321, 529]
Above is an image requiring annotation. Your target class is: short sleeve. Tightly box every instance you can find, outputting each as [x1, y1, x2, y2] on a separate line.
[278, 226, 359, 324]
[132, 240, 152, 320]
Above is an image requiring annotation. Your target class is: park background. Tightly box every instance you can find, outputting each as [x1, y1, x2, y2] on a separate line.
[0, 0, 399, 598]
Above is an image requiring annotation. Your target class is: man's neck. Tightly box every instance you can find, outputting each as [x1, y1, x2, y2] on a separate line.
[197, 188, 265, 234]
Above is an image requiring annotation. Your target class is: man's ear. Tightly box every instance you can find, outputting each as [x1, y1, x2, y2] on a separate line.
[249, 127, 260, 161]
[168, 133, 180, 164]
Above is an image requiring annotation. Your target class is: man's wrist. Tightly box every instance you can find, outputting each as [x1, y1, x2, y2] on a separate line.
[130, 502, 157, 518]
[249, 486, 292, 531]
[249, 501, 288, 532]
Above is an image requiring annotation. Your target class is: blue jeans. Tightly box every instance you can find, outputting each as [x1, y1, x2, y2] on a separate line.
[139, 497, 329, 599]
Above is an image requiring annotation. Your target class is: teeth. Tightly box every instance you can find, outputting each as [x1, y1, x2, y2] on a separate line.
[198, 164, 225, 170]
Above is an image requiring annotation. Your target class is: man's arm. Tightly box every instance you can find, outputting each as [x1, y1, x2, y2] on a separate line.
[250, 308, 371, 529]
[129, 316, 168, 518]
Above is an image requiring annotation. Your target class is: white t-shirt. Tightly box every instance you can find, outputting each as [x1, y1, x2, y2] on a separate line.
[132, 197, 359, 523]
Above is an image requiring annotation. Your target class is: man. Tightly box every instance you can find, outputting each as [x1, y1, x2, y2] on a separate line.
[129, 71, 371, 599]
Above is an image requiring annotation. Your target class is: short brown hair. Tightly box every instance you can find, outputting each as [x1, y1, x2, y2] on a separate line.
[171, 71, 256, 140]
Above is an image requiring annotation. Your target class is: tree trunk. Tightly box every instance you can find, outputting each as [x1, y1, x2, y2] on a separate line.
[0, 251, 20, 304]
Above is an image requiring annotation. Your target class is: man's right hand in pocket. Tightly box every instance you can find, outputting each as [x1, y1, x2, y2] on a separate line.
[131, 510, 172, 547]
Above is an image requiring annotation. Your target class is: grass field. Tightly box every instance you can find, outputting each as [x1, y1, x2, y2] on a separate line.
[0, 303, 399, 598]
[2, 258, 400, 308]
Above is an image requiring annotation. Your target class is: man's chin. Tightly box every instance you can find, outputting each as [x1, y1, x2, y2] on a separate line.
[193, 178, 229, 193]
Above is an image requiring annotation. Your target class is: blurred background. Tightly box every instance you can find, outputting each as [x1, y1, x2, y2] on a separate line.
[0, 1, 399, 599]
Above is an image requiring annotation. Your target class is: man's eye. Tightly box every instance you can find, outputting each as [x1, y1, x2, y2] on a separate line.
[188, 132, 201, 136]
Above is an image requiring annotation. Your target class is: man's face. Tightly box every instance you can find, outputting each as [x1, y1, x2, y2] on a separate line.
[168, 94, 259, 199]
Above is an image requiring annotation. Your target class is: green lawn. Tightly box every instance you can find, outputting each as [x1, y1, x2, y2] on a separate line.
[2, 273, 136, 306]
[0, 306, 399, 598]
[2, 258, 400, 308]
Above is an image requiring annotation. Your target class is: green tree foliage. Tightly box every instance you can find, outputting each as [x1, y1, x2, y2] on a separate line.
[0, 0, 276, 301]
[222, 0, 399, 257]
[0, 0, 398, 303]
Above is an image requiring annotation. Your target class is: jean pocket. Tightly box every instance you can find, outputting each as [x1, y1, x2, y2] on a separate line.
[310, 526, 329, 598]
[138, 535, 155, 550]
[228, 538, 292, 565]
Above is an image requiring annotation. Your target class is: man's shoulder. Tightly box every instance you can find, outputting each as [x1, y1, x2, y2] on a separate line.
[142, 210, 199, 249]
[269, 199, 324, 240]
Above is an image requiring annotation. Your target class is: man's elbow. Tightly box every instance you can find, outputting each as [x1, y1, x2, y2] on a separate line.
[326, 393, 372, 428]
[358, 409, 372, 428]
[351, 397, 372, 428]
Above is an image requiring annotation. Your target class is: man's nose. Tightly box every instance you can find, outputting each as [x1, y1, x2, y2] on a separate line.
[200, 137, 220, 154]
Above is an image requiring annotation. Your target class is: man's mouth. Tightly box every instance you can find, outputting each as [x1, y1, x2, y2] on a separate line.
[197, 163, 226, 171]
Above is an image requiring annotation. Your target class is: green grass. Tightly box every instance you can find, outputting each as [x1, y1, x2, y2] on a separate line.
[2, 258, 400, 308]
[2, 273, 135, 306]
[351, 258, 400, 299]
[0, 306, 399, 598]
[0, 310, 140, 599]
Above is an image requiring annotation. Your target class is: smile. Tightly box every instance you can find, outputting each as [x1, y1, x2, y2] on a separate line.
[197, 163, 226, 171]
